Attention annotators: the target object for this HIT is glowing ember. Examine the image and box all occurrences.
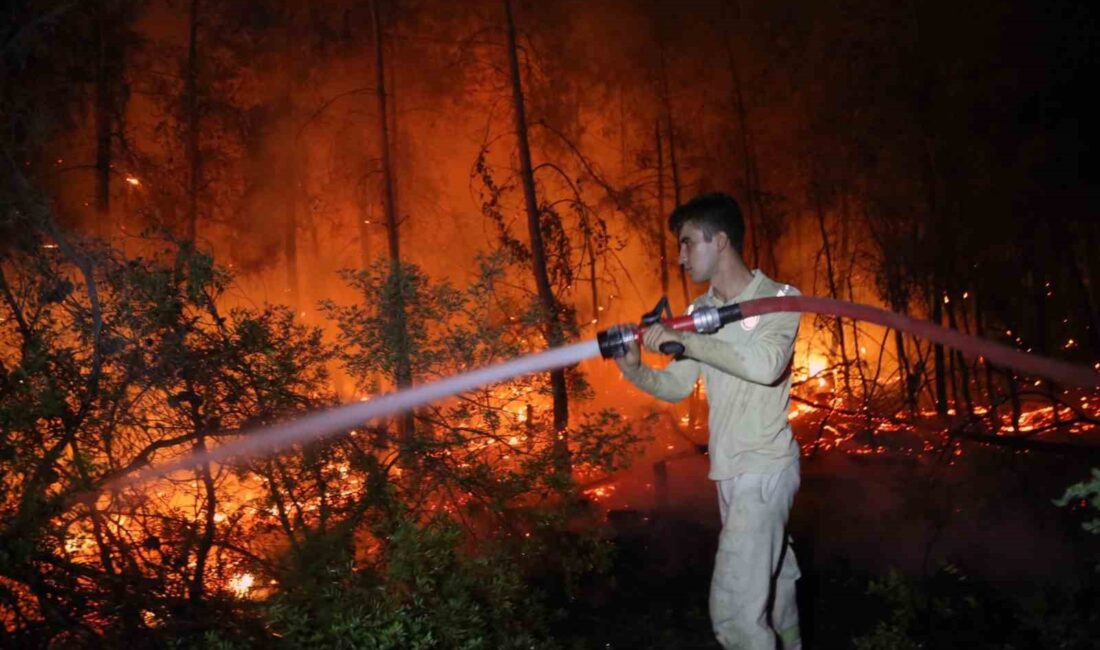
[125,176,141,186]
[228,572,254,597]
[584,485,616,500]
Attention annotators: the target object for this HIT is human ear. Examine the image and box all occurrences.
[714,231,729,252]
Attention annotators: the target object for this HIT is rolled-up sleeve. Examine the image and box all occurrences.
[680,309,800,386]
[621,356,700,403]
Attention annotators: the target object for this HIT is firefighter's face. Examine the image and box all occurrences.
[678,221,721,284]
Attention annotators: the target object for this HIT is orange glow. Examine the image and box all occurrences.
[808,354,828,377]
[584,485,616,500]
[228,572,254,598]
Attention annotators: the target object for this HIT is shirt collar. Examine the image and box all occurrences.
[705,269,764,306]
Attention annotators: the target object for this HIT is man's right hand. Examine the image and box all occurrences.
[613,328,641,373]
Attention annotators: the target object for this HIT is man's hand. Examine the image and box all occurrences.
[612,324,642,373]
[642,323,683,355]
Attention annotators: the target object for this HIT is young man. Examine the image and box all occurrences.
[616,192,802,650]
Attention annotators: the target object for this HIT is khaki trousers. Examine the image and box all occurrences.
[711,462,801,650]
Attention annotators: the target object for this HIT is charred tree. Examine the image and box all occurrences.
[813,187,853,397]
[504,0,570,474]
[931,289,949,417]
[720,0,770,272]
[183,0,201,243]
[283,143,301,308]
[657,56,691,311]
[370,0,415,444]
[654,120,670,296]
[92,1,127,240]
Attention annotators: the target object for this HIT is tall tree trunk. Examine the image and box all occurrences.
[184,0,201,243]
[721,1,763,270]
[656,45,691,310]
[944,295,974,416]
[895,329,917,416]
[505,0,570,474]
[280,5,303,310]
[813,190,852,396]
[583,213,599,322]
[189,436,217,605]
[666,114,691,309]
[283,157,301,307]
[619,88,627,174]
[846,270,876,446]
[93,1,114,240]
[187,383,217,607]
[973,290,998,420]
[370,0,415,443]
[358,191,373,269]
[931,290,948,417]
[654,120,670,296]
[654,65,702,434]
[663,111,704,432]
[182,6,215,600]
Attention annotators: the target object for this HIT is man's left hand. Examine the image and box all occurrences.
[641,324,683,355]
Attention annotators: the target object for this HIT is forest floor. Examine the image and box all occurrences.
[559,412,1100,648]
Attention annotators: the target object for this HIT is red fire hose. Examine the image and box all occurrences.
[598,295,1099,389]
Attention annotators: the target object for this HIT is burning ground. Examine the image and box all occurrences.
[2,0,1099,647]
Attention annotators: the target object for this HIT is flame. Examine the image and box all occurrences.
[808,354,828,377]
[125,176,141,187]
[228,572,254,597]
[584,485,616,500]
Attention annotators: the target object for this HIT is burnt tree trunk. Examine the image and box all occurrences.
[358,191,373,269]
[93,0,121,240]
[666,119,691,309]
[944,295,974,416]
[283,148,301,308]
[721,1,766,271]
[931,290,948,417]
[656,45,691,310]
[505,0,570,474]
[183,0,201,243]
[370,0,415,444]
[813,189,852,396]
[654,120,670,296]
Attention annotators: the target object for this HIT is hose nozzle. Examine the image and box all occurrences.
[596,298,745,359]
[597,324,637,359]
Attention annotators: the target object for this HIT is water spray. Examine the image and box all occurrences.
[114,295,1097,489]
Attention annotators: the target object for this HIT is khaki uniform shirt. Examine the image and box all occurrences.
[622,270,801,480]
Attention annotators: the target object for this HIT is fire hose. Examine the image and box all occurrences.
[111,294,1098,489]
[597,295,1099,389]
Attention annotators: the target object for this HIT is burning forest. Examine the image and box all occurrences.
[1,0,1098,648]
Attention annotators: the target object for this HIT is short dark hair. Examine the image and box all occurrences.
[668,192,745,254]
